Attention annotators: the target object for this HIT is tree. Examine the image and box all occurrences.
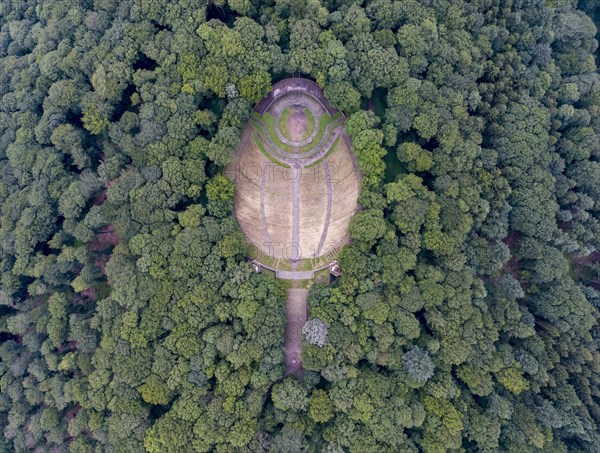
[139,374,173,406]
[206,174,235,218]
[324,81,361,113]
[50,124,90,169]
[402,346,434,385]
[238,71,271,104]
[348,209,387,247]
[287,19,321,74]
[309,389,335,423]
[271,379,308,412]
[397,142,433,172]
[495,366,529,395]
[82,104,109,135]
[302,319,329,347]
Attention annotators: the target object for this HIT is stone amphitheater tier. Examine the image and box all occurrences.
[228,78,361,264]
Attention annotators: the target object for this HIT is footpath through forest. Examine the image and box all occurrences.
[284,288,308,378]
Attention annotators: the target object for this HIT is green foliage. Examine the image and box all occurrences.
[349,209,387,246]
[324,81,361,113]
[402,346,434,385]
[206,174,235,218]
[347,125,387,188]
[178,205,206,228]
[397,142,433,172]
[139,374,173,406]
[82,104,109,135]
[238,71,272,104]
[272,378,308,412]
[309,389,334,423]
[1,1,599,452]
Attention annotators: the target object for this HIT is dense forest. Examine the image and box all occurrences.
[1,0,600,451]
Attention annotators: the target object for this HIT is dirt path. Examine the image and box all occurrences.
[284,288,308,378]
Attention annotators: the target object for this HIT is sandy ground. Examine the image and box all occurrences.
[286,108,309,141]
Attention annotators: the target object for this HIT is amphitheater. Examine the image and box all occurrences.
[227,78,361,278]
[227,78,361,377]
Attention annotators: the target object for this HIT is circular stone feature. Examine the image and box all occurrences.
[279,106,315,143]
[246,80,347,166]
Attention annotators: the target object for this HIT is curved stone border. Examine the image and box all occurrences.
[255,78,339,117]
[251,116,344,167]
[251,77,349,170]
[257,260,341,280]
[253,115,343,159]
[269,88,327,119]
[271,93,323,147]
[274,108,319,147]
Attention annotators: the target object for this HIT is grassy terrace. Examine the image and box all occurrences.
[250,111,341,155]
[247,243,341,274]
[252,131,289,167]
[248,247,292,271]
